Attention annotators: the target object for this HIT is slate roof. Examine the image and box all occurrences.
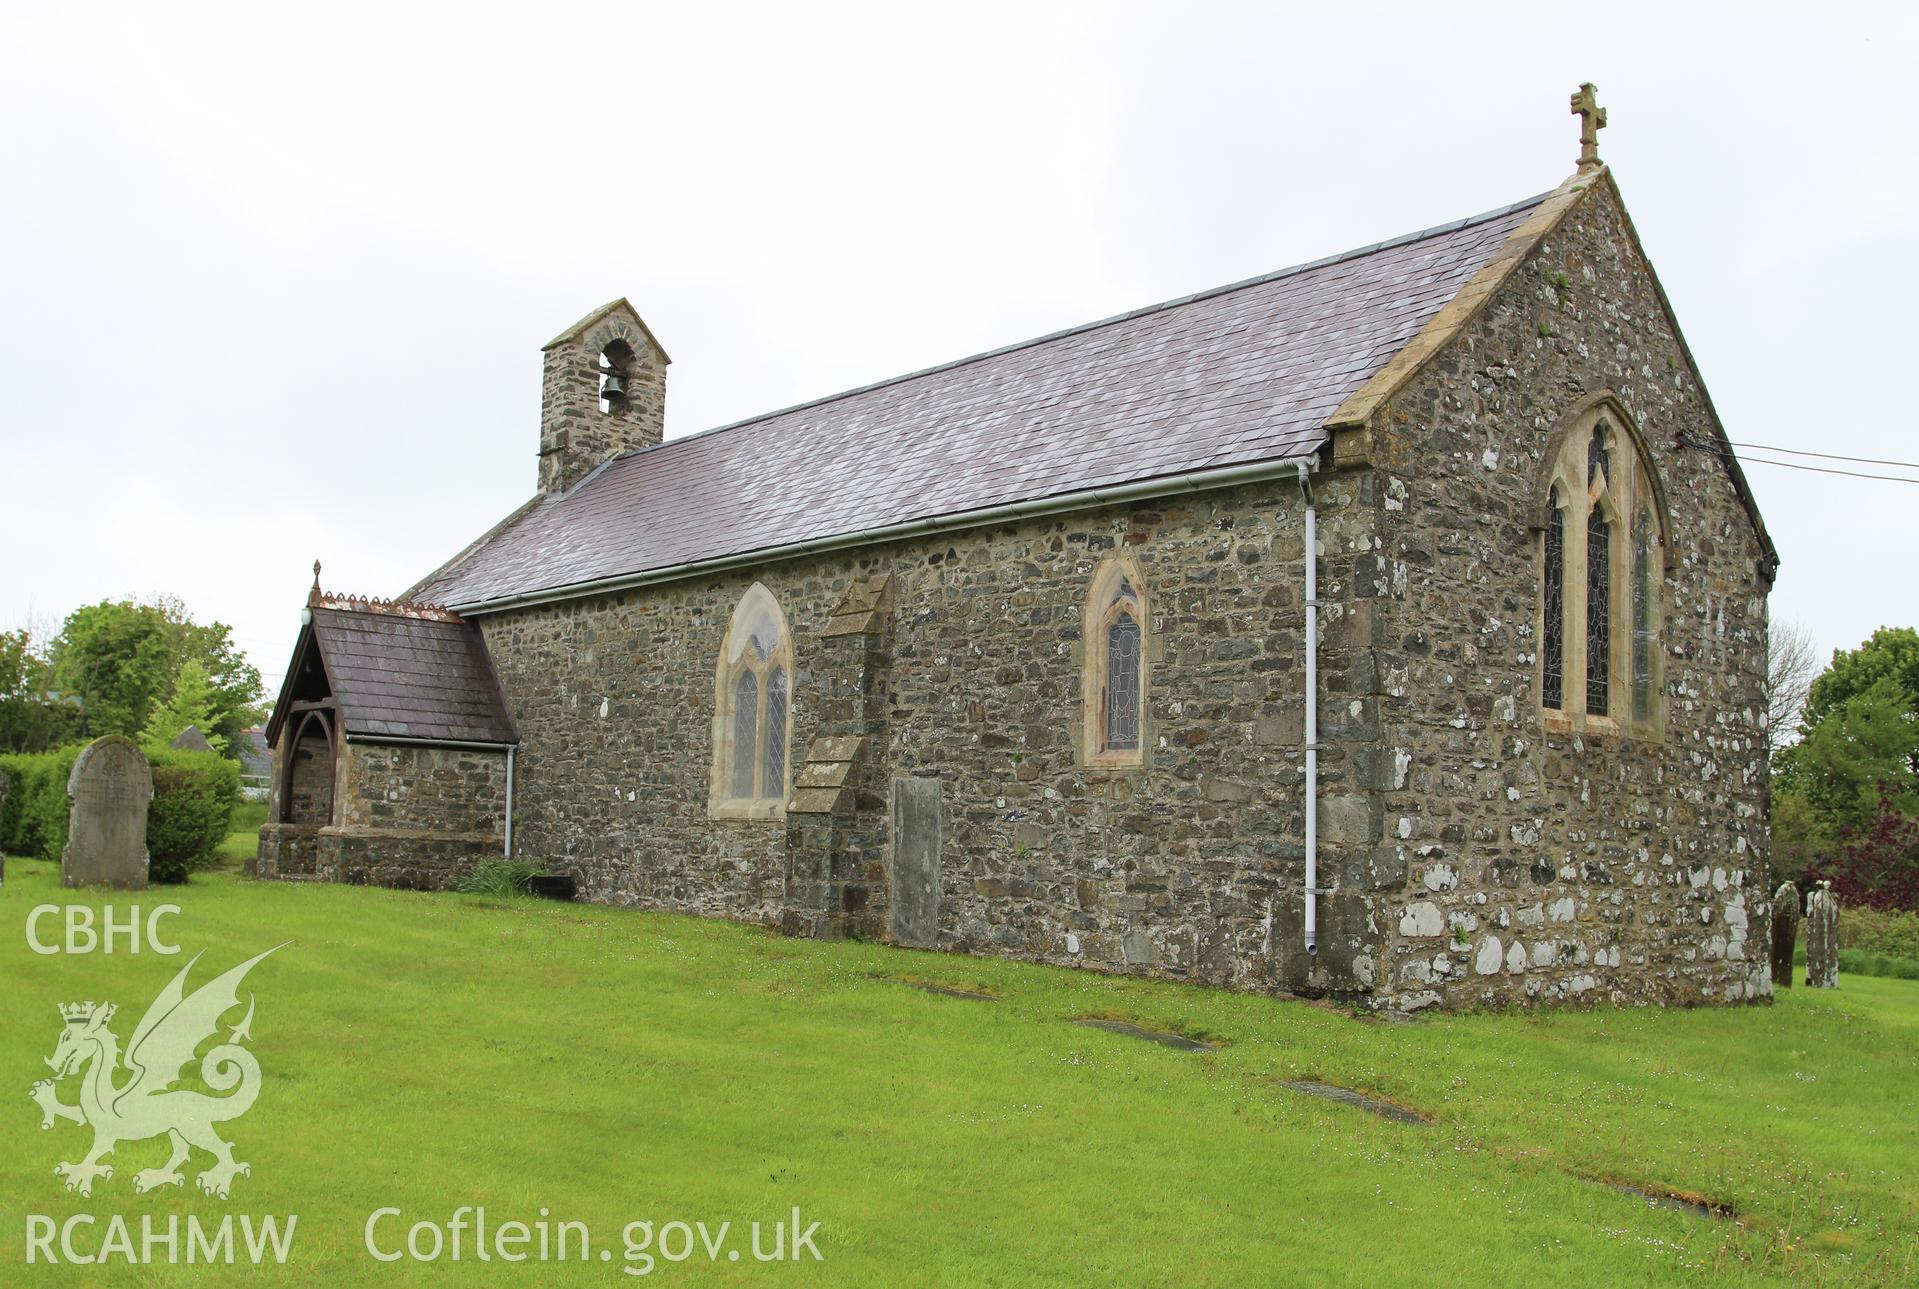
[168,725,215,753]
[268,607,518,747]
[414,191,1553,611]
[237,728,272,779]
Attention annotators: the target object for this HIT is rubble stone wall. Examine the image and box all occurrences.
[1363,178,1773,1009]
[476,476,1381,996]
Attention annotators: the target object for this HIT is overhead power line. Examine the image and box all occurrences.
[1678,435,1919,486]
[1718,438,1919,471]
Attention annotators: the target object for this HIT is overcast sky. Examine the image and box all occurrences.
[3,2,1915,701]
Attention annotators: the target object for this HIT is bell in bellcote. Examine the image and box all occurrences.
[601,372,627,403]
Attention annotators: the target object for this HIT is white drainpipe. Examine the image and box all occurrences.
[504,746,516,858]
[1297,461,1319,957]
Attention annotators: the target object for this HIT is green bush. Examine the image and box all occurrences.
[145,747,240,883]
[0,742,236,883]
[1840,905,1919,959]
[0,745,83,859]
[1852,950,1919,979]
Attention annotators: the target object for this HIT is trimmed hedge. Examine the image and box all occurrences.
[146,747,240,883]
[0,745,82,861]
[0,742,238,883]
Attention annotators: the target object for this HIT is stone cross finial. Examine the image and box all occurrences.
[1570,82,1607,171]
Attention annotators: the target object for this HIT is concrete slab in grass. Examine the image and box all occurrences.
[1072,1018,1217,1052]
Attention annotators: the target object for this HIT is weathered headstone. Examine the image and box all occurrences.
[889,776,942,949]
[1803,881,1839,989]
[62,735,152,890]
[1770,880,1799,988]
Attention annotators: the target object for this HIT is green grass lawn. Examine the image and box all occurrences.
[3,861,1915,1286]
[210,802,269,868]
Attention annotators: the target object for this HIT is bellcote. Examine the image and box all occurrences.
[538,299,670,494]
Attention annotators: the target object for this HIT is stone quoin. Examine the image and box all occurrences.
[263,89,1777,1010]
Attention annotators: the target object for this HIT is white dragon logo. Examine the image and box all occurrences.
[29,945,284,1199]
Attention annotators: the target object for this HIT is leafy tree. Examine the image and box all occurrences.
[151,597,265,749]
[0,628,77,753]
[48,601,174,739]
[1801,627,1919,733]
[1806,797,1919,912]
[43,598,265,753]
[1769,787,1831,889]
[141,659,229,754]
[0,629,26,695]
[1773,627,1919,888]
[1783,676,1919,832]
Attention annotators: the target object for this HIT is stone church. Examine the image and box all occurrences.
[261,89,1777,1010]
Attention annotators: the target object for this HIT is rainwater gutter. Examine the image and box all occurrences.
[341,734,515,751]
[448,453,1322,618]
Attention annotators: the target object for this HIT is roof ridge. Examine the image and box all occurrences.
[311,593,465,624]
[587,186,1557,471]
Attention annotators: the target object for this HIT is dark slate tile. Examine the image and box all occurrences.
[412,192,1545,609]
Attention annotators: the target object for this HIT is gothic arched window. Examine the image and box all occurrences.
[1586,504,1611,713]
[1543,486,1566,711]
[1539,407,1665,736]
[1631,509,1655,722]
[1083,557,1149,766]
[712,584,792,819]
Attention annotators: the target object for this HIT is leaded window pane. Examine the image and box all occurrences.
[1106,611,1141,751]
[763,667,788,798]
[1543,491,1565,710]
[1632,513,1653,722]
[1589,423,1610,490]
[732,670,759,799]
[1587,506,1611,713]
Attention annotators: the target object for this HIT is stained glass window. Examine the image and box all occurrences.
[1106,612,1141,751]
[763,668,788,796]
[1542,417,1664,727]
[732,671,759,799]
[1543,489,1565,710]
[1632,512,1653,722]
[1587,506,1611,714]
[715,585,794,810]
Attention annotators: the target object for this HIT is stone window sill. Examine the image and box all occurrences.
[708,799,788,823]
[1539,708,1662,743]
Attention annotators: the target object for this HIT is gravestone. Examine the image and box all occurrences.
[1770,880,1799,988]
[1803,881,1839,989]
[889,776,942,949]
[62,735,152,890]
